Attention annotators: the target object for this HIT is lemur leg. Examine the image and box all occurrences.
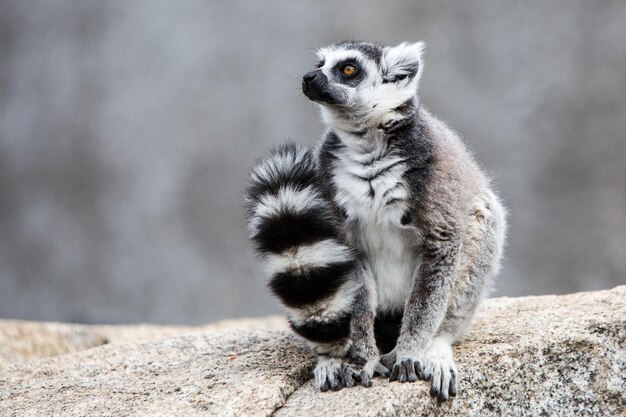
[312,298,388,390]
[383,195,506,400]
[346,263,390,386]
[313,263,388,390]
[425,196,506,400]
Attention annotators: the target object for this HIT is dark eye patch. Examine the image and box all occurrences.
[332,58,366,86]
[317,59,325,68]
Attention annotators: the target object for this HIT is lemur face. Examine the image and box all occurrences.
[302,41,424,132]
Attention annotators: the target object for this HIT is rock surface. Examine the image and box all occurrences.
[1,287,624,416]
[0,316,287,362]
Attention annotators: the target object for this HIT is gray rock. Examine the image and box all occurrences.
[1,287,624,417]
[0,315,287,362]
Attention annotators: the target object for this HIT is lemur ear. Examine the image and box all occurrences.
[381,42,425,84]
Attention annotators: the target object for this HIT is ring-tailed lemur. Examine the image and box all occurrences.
[245,40,507,400]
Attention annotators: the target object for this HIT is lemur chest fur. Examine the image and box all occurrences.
[330,133,421,313]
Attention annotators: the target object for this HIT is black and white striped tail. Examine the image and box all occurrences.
[245,142,356,344]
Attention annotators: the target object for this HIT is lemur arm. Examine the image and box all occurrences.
[383,206,463,377]
[397,227,461,353]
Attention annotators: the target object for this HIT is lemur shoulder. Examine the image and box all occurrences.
[245,40,507,401]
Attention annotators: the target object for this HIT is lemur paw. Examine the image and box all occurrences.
[422,340,458,402]
[383,340,458,401]
[380,349,397,370]
[314,356,388,391]
[313,357,373,391]
[381,348,424,380]
[348,354,390,381]
[387,354,428,384]
[343,355,389,388]
[341,362,372,388]
[423,358,457,402]
[314,357,344,391]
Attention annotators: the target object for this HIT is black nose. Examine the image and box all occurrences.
[302,70,335,104]
[303,70,320,83]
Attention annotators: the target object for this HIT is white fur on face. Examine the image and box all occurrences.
[315,42,425,132]
[380,42,425,84]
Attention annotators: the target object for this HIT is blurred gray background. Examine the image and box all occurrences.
[1,1,625,325]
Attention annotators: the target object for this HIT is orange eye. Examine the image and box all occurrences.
[342,65,356,76]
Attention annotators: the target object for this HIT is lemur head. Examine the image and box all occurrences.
[302,40,425,133]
